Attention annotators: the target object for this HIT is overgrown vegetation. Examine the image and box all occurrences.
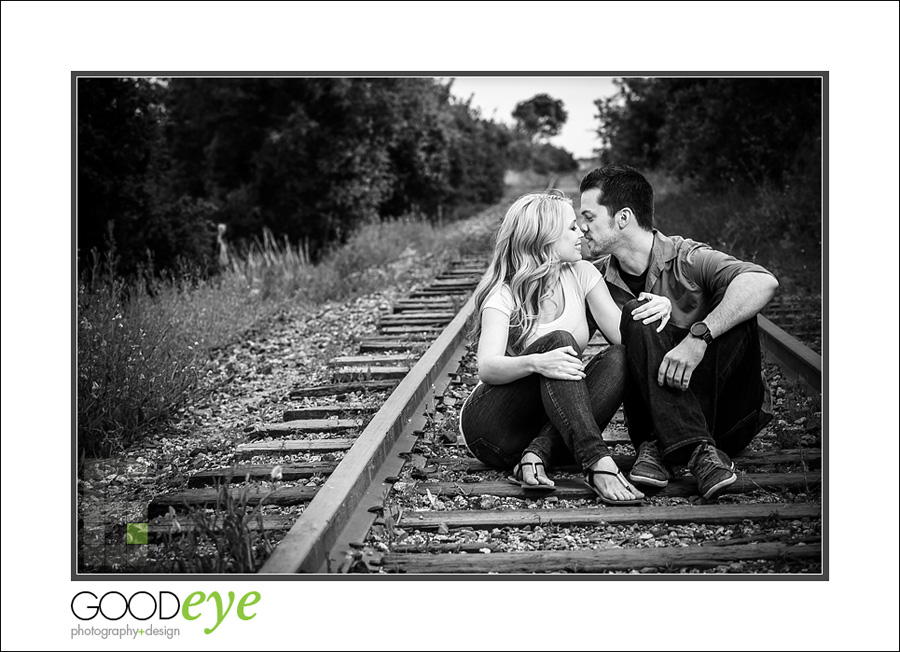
[650,174,820,294]
[78,209,499,457]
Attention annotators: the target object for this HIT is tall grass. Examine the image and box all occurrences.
[78,212,498,457]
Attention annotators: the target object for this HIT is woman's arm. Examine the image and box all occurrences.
[477,308,585,384]
[586,281,623,345]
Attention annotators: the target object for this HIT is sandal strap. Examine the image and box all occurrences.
[514,460,547,483]
[585,468,630,489]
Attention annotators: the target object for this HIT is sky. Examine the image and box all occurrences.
[445,76,620,159]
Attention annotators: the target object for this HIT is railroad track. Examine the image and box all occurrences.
[146,169,823,575]
[146,255,492,571]
[146,251,823,574]
[761,294,822,355]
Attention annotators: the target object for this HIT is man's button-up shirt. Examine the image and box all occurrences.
[594,230,776,329]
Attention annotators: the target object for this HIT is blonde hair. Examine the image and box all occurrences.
[472,191,574,354]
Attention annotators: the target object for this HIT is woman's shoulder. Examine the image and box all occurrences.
[572,259,601,273]
[486,281,513,299]
[482,282,514,313]
[569,260,603,290]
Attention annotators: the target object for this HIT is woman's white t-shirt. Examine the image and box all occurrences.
[482,261,602,353]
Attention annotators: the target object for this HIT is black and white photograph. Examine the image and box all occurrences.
[2,2,898,650]
[74,74,825,576]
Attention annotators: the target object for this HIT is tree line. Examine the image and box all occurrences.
[77,78,576,277]
[595,77,821,193]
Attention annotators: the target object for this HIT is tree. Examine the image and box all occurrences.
[78,78,161,263]
[512,93,568,142]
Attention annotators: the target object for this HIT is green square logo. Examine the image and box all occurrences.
[126,523,148,545]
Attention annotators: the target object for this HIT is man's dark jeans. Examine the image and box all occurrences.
[459,330,625,471]
[620,298,766,465]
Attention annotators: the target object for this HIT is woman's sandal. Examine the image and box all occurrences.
[584,468,644,506]
[507,460,556,492]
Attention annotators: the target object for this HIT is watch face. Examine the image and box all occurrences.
[691,322,709,337]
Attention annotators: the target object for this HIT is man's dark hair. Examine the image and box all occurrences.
[579,164,654,231]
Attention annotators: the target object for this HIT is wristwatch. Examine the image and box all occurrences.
[689,321,713,344]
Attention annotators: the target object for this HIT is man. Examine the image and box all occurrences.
[579,164,778,500]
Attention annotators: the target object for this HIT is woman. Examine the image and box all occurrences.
[458,192,671,505]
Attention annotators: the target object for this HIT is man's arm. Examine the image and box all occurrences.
[704,271,779,338]
[658,272,778,390]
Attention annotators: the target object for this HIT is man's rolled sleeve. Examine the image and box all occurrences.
[684,244,776,300]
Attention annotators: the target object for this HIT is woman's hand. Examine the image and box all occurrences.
[631,292,672,332]
[532,346,586,380]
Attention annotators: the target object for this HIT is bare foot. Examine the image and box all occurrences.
[518,452,555,487]
[587,456,644,501]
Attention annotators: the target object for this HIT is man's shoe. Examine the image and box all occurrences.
[689,442,737,500]
[629,440,669,488]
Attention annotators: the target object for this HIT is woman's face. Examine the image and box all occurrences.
[551,204,583,264]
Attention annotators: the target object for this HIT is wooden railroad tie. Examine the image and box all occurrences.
[282,404,374,420]
[392,300,456,313]
[378,542,821,573]
[357,341,429,353]
[413,472,821,499]
[289,380,398,398]
[379,313,455,325]
[148,515,297,541]
[235,437,358,459]
[328,354,416,366]
[397,502,820,531]
[247,419,362,440]
[331,366,411,382]
[427,448,821,473]
[148,485,319,519]
[379,325,446,335]
[188,462,339,487]
[409,290,470,298]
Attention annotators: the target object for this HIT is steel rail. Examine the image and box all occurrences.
[260,292,480,573]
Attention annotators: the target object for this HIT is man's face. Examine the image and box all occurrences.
[578,188,619,256]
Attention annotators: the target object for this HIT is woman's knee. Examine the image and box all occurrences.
[604,343,626,368]
[537,330,578,349]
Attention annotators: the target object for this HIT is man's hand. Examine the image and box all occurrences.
[658,336,707,390]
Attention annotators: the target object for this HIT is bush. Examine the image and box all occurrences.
[654,180,821,294]
[77,255,213,456]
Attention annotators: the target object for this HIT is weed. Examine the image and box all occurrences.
[149,473,277,573]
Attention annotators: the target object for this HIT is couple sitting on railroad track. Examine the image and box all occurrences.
[458,164,778,504]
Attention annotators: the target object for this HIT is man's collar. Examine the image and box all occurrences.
[598,229,676,295]
[651,229,677,263]
[646,229,675,293]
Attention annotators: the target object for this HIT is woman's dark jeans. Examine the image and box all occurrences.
[459,330,626,471]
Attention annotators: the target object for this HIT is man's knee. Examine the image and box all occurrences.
[620,298,656,343]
